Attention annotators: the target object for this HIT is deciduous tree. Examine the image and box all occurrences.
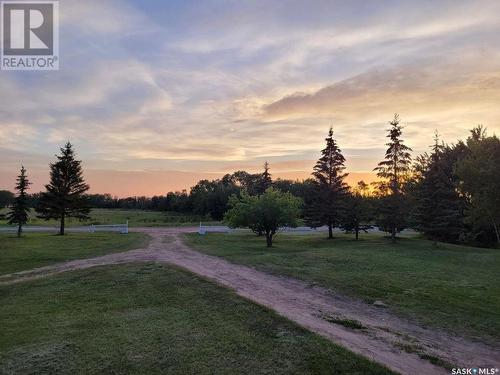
[0,190,14,209]
[340,183,374,240]
[455,126,500,244]
[225,188,301,247]
[190,175,240,220]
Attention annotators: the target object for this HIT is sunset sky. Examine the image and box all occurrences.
[1,0,500,196]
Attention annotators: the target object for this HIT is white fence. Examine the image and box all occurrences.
[197,224,327,235]
[90,221,129,234]
[0,222,129,234]
[281,226,327,233]
[198,223,230,235]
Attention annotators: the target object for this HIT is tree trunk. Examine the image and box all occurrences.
[328,222,333,239]
[60,213,65,235]
[493,222,500,245]
[391,226,396,242]
[17,223,22,238]
[265,230,273,247]
[484,208,499,245]
[355,228,359,240]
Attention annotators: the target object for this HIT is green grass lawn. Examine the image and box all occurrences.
[0,264,393,375]
[0,232,149,275]
[0,208,220,227]
[185,233,500,343]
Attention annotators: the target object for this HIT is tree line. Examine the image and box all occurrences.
[225,115,500,247]
[2,115,499,246]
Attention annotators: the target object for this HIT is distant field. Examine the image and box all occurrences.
[0,232,149,275]
[185,232,500,343]
[0,208,220,227]
[0,264,393,375]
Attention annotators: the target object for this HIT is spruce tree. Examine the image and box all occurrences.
[305,127,348,238]
[412,134,465,242]
[6,166,31,237]
[255,161,273,195]
[373,114,412,241]
[36,142,90,235]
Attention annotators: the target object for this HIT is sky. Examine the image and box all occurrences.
[1,0,500,197]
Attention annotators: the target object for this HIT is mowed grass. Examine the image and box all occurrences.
[0,208,220,227]
[185,233,500,343]
[0,232,149,275]
[0,264,393,375]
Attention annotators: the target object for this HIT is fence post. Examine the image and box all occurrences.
[123,220,129,234]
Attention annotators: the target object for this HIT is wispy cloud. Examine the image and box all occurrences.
[1,0,500,195]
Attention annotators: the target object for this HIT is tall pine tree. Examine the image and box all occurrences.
[36,142,90,235]
[411,134,465,242]
[255,161,273,195]
[7,166,31,237]
[305,127,348,238]
[373,114,412,241]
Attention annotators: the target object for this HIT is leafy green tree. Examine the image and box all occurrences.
[0,190,15,209]
[231,170,262,196]
[164,191,191,212]
[355,180,370,196]
[304,127,348,239]
[273,178,315,201]
[6,166,31,237]
[373,114,412,241]
[190,174,240,220]
[225,188,301,247]
[455,126,500,244]
[36,142,90,235]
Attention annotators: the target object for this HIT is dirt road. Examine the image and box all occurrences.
[1,228,498,375]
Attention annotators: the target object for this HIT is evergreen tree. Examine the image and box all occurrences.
[6,166,31,237]
[255,161,273,195]
[411,134,465,242]
[36,142,90,235]
[373,114,412,241]
[304,127,348,238]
